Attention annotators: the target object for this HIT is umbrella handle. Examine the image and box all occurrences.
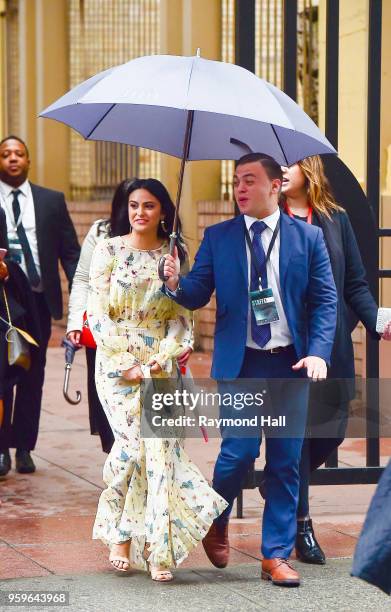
[158,110,194,283]
[158,233,177,281]
[63,363,82,405]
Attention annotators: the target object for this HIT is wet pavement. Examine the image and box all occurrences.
[0,325,390,610]
[2,560,391,612]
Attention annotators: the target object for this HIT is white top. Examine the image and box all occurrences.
[0,179,43,292]
[244,208,293,350]
[67,219,109,333]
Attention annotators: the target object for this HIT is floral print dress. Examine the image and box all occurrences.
[87,236,227,569]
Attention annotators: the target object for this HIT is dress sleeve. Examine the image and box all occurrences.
[87,240,139,371]
[150,301,194,374]
[67,222,99,334]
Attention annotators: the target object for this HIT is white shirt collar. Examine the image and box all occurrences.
[244,207,280,233]
[0,178,30,198]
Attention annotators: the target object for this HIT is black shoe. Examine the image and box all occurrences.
[0,450,11,477]
[15,450,36,474]
[295,518,326,565]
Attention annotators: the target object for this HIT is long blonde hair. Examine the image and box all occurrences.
[295,155,343,219]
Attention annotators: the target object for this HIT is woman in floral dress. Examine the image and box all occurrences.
[87,178,227,582]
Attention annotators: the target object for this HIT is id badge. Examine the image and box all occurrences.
[8,239,23,265]
[250,287,280,326]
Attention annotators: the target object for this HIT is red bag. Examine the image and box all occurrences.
[80,311,97,349]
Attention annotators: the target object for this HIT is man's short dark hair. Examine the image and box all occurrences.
[0,135,29,158]
[235,152,282,182]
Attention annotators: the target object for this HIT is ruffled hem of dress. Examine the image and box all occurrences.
[92,443,228,570]
[92,494,227,571]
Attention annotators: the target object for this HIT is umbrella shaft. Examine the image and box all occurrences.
[172,109,194,249]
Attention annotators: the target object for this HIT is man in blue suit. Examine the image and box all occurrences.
[162,153,337,586]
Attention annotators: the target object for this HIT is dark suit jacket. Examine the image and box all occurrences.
[351,459,391,595]
[314,210,379,397]
[163,212,337,380]
[30,183,80,319]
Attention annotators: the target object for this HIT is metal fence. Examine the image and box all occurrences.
[221,0,319,198]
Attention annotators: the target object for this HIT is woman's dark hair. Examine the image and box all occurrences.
[106,178,134,238]
[100,177,186,263]
[125,177,187,263]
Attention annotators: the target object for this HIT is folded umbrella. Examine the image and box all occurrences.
[61,338,81,405]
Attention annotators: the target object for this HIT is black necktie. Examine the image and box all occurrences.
[11,189,40,287]
[250,221,271,347]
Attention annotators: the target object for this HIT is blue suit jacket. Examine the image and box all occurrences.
[164,212,337,379]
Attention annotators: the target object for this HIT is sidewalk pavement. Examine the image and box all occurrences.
[1,560,390,612]
[0,325,390,611]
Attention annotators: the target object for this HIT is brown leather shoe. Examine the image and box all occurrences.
[202,522,229,568]
[261,558,300,587]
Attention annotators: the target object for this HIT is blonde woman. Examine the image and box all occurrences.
[87,178,227,582]
[280,155,391,564]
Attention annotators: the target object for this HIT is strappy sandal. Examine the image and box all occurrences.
[109,555,131,572]
[109,542,131,573]
[148,564,173,582]
[143,543,173,582]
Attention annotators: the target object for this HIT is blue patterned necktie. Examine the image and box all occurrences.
[12,189,40,287]
[250,220,271,348]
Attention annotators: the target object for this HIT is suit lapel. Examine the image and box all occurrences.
[230,214,248,285]
[231,213,295,290]
[316,212,339,268]
[279,212,295,290]
[30,183,45,261]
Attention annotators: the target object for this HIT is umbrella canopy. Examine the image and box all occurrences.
[40,53,335,166]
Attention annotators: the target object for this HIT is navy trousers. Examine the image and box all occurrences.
[212,346,309,559]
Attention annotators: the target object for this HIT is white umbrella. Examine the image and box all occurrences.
[40,52,336,275]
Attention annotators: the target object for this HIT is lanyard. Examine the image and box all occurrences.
[284,202,313,224]
[245,218,280,286]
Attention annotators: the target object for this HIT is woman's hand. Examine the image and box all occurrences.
[146,359,162,375]
[0,261,9,281]
[163,246,180,292]
[177,347,192,368]
[122,364,143,383]
[67,330,82,348]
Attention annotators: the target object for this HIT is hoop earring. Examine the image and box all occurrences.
[160,219,168,233]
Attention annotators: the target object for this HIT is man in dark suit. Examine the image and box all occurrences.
[0,135,80,476]
[162,153,337,586]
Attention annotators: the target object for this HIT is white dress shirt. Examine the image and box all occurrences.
[0,179,43,292]
[244,208,293,350]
